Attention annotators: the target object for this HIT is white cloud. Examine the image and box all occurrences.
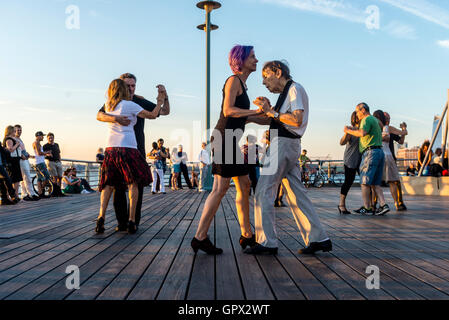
[437,39,449,49]
[38,84,103,94]
[260,0,366,24]
[384,21,416,39]
[172,93,199,99]
[378,0,449,29]
[22,106,53,113]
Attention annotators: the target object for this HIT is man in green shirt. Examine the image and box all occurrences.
[344,103,389,216]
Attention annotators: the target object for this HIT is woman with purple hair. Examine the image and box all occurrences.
[191,45,263,254]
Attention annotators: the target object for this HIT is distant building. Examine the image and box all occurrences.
[397,147,419,168]
[432,115,443,152]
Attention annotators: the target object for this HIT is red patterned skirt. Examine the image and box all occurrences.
[99,147,152,191]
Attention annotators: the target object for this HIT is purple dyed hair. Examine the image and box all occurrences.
[228,45,254,74]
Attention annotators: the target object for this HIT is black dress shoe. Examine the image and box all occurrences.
[128,221,138,234]
[32,195,40,201]
[397,204,407,211]
[299,239,332,254]
[191,237,223,255]
[23,195,33,201]
[95,217,105,234]
[239,234,256,249]
[0,198,17,205]
[244,244,278,255]
[115,224,127,232]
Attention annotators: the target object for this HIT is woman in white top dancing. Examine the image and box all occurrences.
[96,79,163,234]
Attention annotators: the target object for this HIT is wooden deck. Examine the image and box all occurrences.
[0,187,449,300]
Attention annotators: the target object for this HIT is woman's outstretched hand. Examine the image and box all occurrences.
[156,84,167,104]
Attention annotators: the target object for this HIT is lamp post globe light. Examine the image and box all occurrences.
[196,1,221,192]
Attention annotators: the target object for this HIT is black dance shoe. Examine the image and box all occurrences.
[0,198,17,205]
[95,217,105,234]
[244,244,278,255]
[115,224,127,232]
[191,237,223,255]
[298,239,332,254]
[128,221,138,234]
[239,234,256,249]
[338,206,351,215]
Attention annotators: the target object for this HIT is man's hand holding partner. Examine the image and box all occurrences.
[116,115,131,126]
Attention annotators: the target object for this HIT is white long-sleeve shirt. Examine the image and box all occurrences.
[198,149,211,165]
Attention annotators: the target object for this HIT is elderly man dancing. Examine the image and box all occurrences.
[245,61,331,255]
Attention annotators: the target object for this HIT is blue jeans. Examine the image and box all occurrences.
[36,163,51,182]
[359,148,385,186]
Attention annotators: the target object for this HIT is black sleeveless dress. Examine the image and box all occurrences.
[211,76,250,178]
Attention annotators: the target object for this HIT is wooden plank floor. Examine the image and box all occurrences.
[0,187,448,300]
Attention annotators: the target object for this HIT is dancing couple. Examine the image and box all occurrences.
[95,73,170,234]
[191,45,331,255]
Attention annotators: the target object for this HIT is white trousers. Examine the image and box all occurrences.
[151,167,165,193]
[20,159,37,197]
[199,164,209,191]
[254,137,328,248]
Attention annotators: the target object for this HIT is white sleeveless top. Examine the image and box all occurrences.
[34,145,45,164]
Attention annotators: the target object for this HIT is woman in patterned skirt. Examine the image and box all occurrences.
[96,79,162,234]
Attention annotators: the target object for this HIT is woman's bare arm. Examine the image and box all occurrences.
[223,77,261,118]
[389,125,408,136]
[138,102,163,119]
[340,133,351,146]
[5,139,19,152]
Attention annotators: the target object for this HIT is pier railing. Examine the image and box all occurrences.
[27,157,418,190]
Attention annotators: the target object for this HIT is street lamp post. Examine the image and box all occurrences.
[197,1,221,192]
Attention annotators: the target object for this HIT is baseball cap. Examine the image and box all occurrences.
[35,131,45,137]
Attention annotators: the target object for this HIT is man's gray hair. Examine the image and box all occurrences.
[119,73,137,82]
[262,60,292,80]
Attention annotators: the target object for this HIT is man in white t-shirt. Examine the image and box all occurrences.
[198,142,211,192]
[245,60,331,255]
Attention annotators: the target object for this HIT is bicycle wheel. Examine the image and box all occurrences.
[314,175,324,188]
[332,174,345,187]
[32,177,54,197]
[43,180,54,197]
[32,176,39,195]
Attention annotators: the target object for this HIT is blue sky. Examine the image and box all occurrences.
[1,0,448,161]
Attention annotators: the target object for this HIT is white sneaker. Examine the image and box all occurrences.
[81,190,89,194]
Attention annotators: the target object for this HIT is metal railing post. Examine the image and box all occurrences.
[418,102,448,176]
